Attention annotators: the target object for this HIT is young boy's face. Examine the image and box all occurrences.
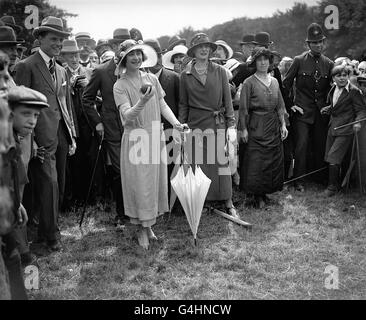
[12,105,41,137]
[333,71,349,88]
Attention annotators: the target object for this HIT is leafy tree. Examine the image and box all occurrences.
[0,0,77,53]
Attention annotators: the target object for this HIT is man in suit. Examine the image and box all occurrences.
[61,39,94,207]
[145,39,181,211]
[82,29,130,225]
[15,16,76,251]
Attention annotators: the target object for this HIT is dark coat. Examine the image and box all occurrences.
[82,59,123,142]
[327,83,366,136]
[15,52,76,147]
[158,67,180,129]
[283,51,334,124]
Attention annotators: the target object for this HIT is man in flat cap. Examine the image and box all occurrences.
[15,16,76,251]
[1,85,48,299]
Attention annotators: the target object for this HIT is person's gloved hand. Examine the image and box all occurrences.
[226,127,237,143]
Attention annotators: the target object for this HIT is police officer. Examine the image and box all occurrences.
[283,23,334,191]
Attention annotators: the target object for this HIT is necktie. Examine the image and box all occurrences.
[49,59,56,85]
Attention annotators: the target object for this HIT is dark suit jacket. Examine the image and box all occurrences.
[158,68,180,128]
[82,59,123,142]
[327,83,366,136]
[15,52,76,148]
[65,66,93,137]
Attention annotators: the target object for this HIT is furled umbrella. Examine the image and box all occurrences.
[171,164,211,245]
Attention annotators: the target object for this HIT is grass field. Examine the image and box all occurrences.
[27,184,366,300]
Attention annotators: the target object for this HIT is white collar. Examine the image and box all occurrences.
[67,65,80,74]
[335,81,350,92]
[39,49,54,66]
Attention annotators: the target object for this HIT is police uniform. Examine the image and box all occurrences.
[283,23,334,184]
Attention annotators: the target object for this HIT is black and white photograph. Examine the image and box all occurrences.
[0,0,366,305]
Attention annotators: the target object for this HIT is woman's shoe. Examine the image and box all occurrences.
[226,206,239,219]
[147,227,158,241]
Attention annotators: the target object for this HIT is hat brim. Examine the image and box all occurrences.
[165,39,186,52]
[0,39,25,45]
[252,41,273,47]
[249,49,274,67]
[33,26,70,38]
[187,42,217,58]
[11,100,49,109]
[61,49,81,54]
[5,23,23,34]
[115,44,158,75]
[239,41,255,45]
[76,38,96,49]
[305,36,326,42]
[108,38,130,45]
[215,42,233,60]
[162,45,188,70]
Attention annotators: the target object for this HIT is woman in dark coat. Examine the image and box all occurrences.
[239,47,288,208]
[179,33,238,217]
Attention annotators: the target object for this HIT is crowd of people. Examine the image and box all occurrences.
[0,14,366,299]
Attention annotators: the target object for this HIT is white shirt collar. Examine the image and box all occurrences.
[154,68,163,78]
[334,81,350,92]
[38,49,54,66]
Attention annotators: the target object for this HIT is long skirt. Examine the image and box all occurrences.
[120,128,169,227]
[184,129,232,201]
[240,111,284,195]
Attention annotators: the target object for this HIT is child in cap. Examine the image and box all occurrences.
[0,85,48,299]
[321,65,366,196]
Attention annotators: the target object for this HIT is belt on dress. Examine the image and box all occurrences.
[190,105,226,126]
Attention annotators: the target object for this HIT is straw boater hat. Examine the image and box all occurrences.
[61,39,81,54]
[108,28,131,45]
[33,16,70,38]
[224,58,241,73]
[75,32,96,49]
[305,23,326,42]
[0,16,23,34]
[0,25,25,45]
[214,40,233,59]
[187,33,217,58]
[114,39,158,76]
[162,44,188,70]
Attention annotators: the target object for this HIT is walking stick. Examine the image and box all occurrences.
[342,135,356,190]
[284,167,328,185]
[355,131,363,194]
[79,132,104,229]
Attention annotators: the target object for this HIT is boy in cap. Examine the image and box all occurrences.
[0,86,48,299]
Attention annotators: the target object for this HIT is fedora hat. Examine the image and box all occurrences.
[0,16,23,34]
[8,86,49,109]
[95,39,112,55]
[33,16,70,38]
[162,44,188,70]
[165,35,187,52]
[75,32,96,49]
[108,28,131,45]
[239,34,255,45]
[187,33,217,58]
[115,39,158,76]
[144,39,162,55]
[0,26,25,45]
[253,32,273,47]
[61,39,81,53]
[306,23,326,42]
[214,40,233,59]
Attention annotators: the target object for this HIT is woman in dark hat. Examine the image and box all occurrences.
[239,47,288,208]
[179,33,238,217]
[113,39,187,250]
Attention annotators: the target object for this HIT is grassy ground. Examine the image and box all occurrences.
[27,184,366,300]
